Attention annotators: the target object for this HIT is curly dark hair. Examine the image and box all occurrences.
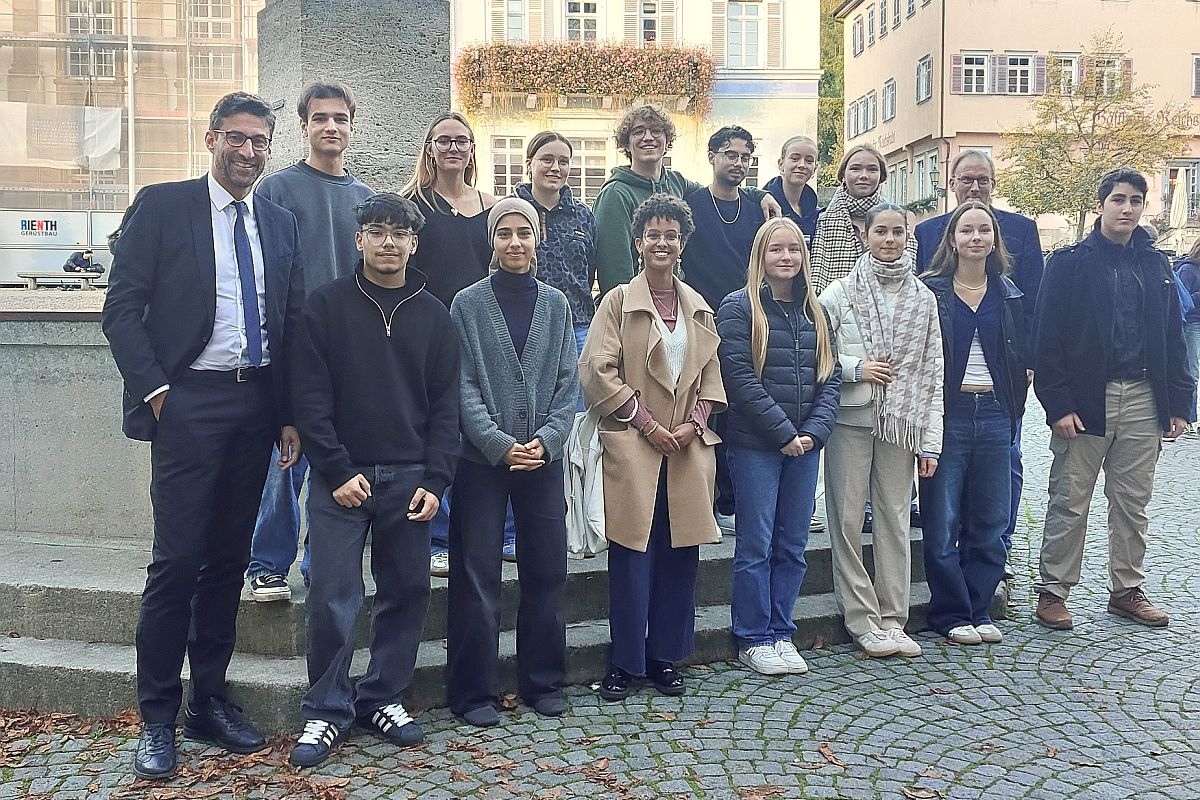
[630,193,695,241]
[614,104,677,159]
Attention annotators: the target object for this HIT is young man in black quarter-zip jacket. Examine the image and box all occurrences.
[288,192,460,768]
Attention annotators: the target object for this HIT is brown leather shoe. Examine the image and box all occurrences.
[1035,593,1074,630]
[1107,587,1169,628]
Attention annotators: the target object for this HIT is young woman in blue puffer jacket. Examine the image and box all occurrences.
[716,217,841,677]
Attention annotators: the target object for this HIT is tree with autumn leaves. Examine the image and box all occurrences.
[997,30,1187,242]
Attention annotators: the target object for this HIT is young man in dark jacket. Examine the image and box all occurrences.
[1033,168,1192,631]
[288,193,460,767]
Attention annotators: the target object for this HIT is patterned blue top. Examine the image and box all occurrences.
[514,182,597,326]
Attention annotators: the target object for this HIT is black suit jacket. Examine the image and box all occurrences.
[102,176,304,441]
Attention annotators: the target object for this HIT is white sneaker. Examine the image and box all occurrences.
[886,628,922,657]
[738,644,789,675]
[774,640,809,674]
[429,551,449,578]
[974,623,1003,643]
[947,625,982,645]
[856,630,900,658]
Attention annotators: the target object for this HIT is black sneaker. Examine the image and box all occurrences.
[290,719,348,767]
[647,660,685,696]
[598,665,632,701]
[359,703,424,747]
[132,723,177,780]
[249,573,291,602]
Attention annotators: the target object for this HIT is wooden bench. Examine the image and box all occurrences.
[17,272,106,291]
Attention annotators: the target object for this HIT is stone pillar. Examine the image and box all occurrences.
[257,0,451,193]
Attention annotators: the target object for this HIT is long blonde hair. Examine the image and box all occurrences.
[745,218,835,381]
[400,112,480,203]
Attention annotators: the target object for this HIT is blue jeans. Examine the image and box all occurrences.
[247,448,310,582]
[918,392,1010,636]
[728,446,820,647]
[1003,420,1024,551]
[430,485,517,555]
[1185,321,1200,421]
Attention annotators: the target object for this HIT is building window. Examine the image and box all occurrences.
[568,137,608,204]
[1006,54,1033,94]
[893,0,901,28]
[867,7,875,46]
[727,2,762,68]
[879,1,888,36]
[895,162,908,203]
[191,0,234,38]
[67,0,115,35]
[1093,55,1122,96]
[882,79,897,120]
[565,0,598,41]
[916,55,933,103]
[925,149,939,195]
[848,102,860,138]
[852,16,864,56]
[1050,53,1078,93]
[641,1,658,47]
[67,45,117,78]
[492,136,526,198]
[68,46,91,78]
[506,0,525,41]
[865,91,878,131]
[1194,55,1200,97]
[914,154,927,200]
[93,47,116,77]
[963,53,988,94]
[907,0,915,16]
[191,50,235,81]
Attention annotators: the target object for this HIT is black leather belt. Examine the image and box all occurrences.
[184,365,272,383]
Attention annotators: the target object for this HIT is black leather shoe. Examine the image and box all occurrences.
[647,660,685,696]
[598,665,632,701]
[132,723,177,780]
[183,697,267,754]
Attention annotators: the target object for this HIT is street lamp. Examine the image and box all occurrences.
[929,164,947,199]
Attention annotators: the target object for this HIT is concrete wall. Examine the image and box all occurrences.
[0,317,153,541]
[257,0,452,193]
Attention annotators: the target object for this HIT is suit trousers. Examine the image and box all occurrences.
[607,459,701,676]
[301,465,431,728]
[1036,380,1161,599]
[137,369,275,724]
[446,459,567,716]
[824,423,916,638]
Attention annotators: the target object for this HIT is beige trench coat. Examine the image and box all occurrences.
[579,273,728,552]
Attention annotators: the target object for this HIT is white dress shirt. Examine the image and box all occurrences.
[191,172,271,370]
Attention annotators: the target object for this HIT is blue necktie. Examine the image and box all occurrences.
[232,200,263,367]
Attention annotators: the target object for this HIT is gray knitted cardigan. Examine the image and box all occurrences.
[449,275,580,465]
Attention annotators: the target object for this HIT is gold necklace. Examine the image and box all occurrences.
[953,276,987,291]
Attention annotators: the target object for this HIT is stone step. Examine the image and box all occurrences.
[0,581,1006,734]
[0,529,928,657]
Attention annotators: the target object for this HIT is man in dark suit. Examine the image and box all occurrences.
[914,150,1044,570]
[102,91,304,780]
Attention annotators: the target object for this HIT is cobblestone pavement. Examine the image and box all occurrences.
[2,413,1197,800]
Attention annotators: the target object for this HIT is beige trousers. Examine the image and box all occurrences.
[1035,380,1161,600]
[824,423,916,637]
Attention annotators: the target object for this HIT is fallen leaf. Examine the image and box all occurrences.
[818,742,848,768]
[593,757,609,770]
[868,754,887,764]
[1071,759,1104,768]
[500,693,519,710]
[696,719,716,726]
[929,687,956,696]
[737,787,786,799]
[792,761,826,770]
[450,768,471,782]
[811,635,827,649]
[901,788,945,800]
[1045,746,1058,758]
[652,712,677,721]
[917,768,946,779]
[977,743,1003,754]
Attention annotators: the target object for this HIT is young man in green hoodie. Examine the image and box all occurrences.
[593,104,780,297]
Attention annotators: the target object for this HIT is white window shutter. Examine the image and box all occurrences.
[660,0,676,45]
[490,0,505,40]
[528,0,544,40]
[711,1,727,67]
[625,0,639,45]
[766,2,783,68]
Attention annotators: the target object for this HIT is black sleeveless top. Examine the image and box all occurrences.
[407,190,492,308]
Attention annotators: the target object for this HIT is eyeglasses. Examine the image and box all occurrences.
[430,136,474,152]
[211,129,271,152]
[716,150,756,166]
[641,231,682,244]
[534,155,572,169]
[361,228,414,245]
[629,126,666,139]
[954,176,993,188]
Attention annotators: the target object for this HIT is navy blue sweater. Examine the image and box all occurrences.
[763,176,820,247]
[716,282,841,451]
[682,187,766,311]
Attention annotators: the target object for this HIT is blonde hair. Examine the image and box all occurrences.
[745,218,835,382]
[778,134,818,160]
[400,112,479,203]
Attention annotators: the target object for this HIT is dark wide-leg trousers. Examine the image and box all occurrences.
[446,458,567,716]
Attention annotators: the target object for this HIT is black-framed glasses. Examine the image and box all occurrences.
[430,136,474,152]
[211,129,271,152]
[717,150,756,166]
[361,227,414,246]
[955,175,993,187]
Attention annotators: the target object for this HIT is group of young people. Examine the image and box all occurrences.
[101,83,1196,781]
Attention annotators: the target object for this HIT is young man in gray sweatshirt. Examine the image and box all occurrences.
[246,81,374,602]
